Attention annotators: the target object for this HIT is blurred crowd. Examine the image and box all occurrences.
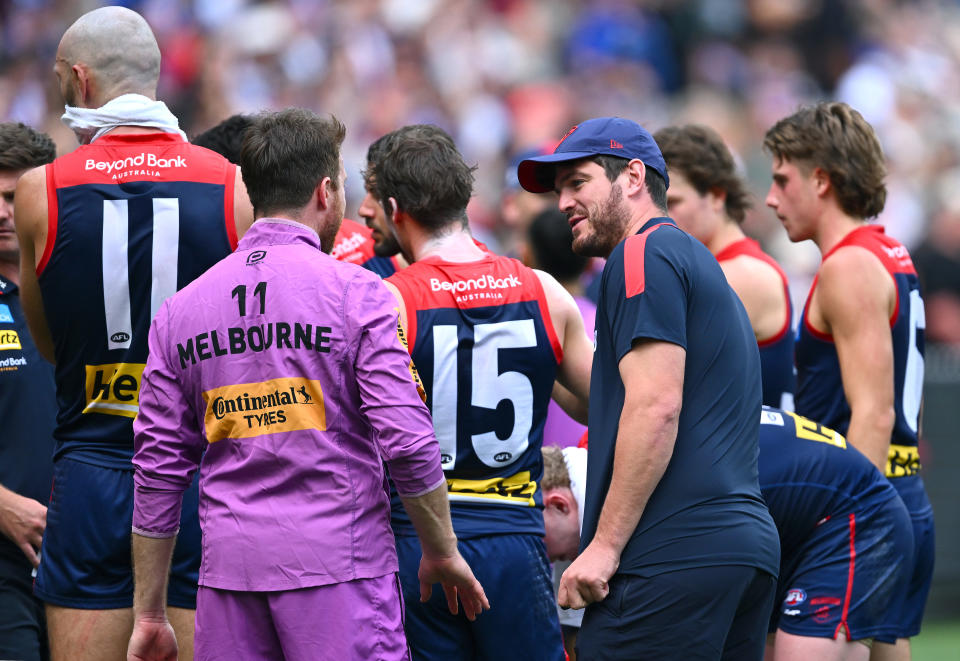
[3,0,960,344]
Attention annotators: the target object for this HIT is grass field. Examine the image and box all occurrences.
[912,620,960,660]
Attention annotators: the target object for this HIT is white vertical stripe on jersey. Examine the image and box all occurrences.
[103,199,132,350]
[432,324,459,470]
[151,198,180,320]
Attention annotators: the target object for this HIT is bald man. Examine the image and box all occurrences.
[14,7,253,660]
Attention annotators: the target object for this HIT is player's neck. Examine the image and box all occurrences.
[0,258,18,285]
[814,209,866,256]
[415,226,485,263]
[707,221,746,256]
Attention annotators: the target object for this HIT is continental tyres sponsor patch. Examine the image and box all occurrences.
[84,362,145,417]
[202,378,326,443]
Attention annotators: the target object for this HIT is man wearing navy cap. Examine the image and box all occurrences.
[519,117,780,660]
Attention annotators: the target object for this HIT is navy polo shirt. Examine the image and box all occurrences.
[0,274,56,571]
[582,218,779,578]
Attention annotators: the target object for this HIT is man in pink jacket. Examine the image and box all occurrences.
[127,108,488,661]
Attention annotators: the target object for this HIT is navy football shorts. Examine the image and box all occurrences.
[772,494,914,644]
[34,457,201,609]
[396,533,565,661]
[576,565,776,661]
[884,475,935,640]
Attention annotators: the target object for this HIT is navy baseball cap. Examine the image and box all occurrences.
[517,117,669,193]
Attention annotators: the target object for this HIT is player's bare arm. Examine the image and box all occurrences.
[534,269,593,421]
[13,165,54,362]
[400,486,491,621]
[232,166,254,239]
[558,339,684,610]
[720,255,788,343]
[128,534,178,661]
[812,247,896,471]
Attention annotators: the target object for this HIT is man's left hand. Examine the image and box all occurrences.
[558,541,620,610]
[127,614,177,661]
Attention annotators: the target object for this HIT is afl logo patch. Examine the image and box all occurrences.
[111,332,131,343]
[784,589,806,607]
[247,250,267,265]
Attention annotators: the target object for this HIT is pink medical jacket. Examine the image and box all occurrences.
[132,218,444,591]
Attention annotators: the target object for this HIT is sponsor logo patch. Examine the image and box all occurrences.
[0,329,22,351]
[447,471,537,507]
[246,250,267,265]
[761,410,785,426]
[0,304,12,323]
[0,355,27,371]
[810,596,842,624]
[84,362,146,417]
[202,377,327,443]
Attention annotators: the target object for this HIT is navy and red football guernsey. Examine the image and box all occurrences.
[583,217,779,578]
[794,224,934,638]
[758,406,898,558]
[795,225,924,478]
[387,253,562,538]
[0,276,56,571]
[39,132,238,467]
[715,237,796,410]
[331,217,399,278]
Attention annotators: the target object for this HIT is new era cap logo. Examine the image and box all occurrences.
[610,139,623,149]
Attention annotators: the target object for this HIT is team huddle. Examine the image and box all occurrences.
[0,6,934,661]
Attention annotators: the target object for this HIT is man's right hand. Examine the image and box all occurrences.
[418,551,491,621]
[0,487,46,567]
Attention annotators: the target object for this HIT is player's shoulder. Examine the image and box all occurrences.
[721,253,785,299]
[819,243,890,290]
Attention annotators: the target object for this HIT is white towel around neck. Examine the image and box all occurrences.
[61,93,187,144]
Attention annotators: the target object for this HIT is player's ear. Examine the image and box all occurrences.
[387,196,401,226]
[812,167,831,197]
[316,176,332,210]
[624,159,646,197]
[708,186,727,215]
[544,490,570,514]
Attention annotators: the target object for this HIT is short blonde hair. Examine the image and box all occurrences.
[541,446,571,492]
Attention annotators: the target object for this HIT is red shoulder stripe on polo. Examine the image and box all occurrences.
[624,223,671,298]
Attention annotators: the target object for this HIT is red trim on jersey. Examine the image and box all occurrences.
[387,253,562,362]
[578,430,589,449]
[533,273,563,363]
[804,225,907,341]
[49,132,231,188]
[224,164,238,250]
[834,512,856,640]
[624,223,671,298]
[37,163,58,276]
[716,237,792,347]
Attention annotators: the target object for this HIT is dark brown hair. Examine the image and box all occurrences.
[240,108,345,217]
[589,155,667,213]
[369,124,475,232]
[763,102,887,219]
[0,122,56,171]
[654,124,751,223]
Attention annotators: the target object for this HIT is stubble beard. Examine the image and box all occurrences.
[571,183,631,258]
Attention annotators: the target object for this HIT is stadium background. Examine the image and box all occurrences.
[1,0,957,655]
